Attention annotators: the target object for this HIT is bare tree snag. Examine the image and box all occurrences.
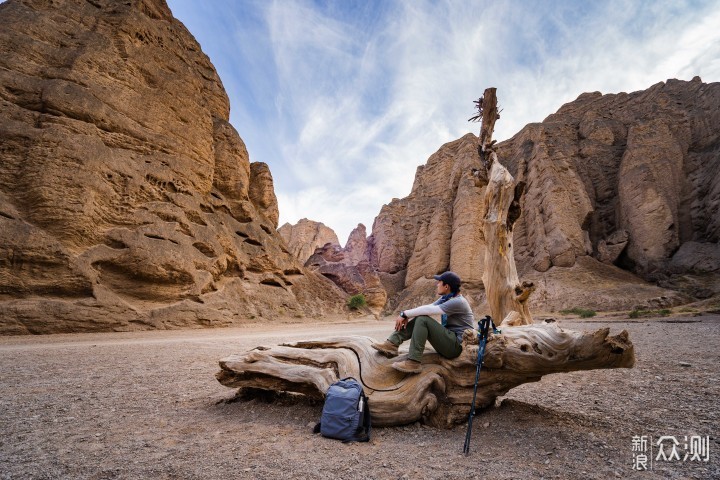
[474,88,535,326]
[471,87,499,163]
[217,324,635,427]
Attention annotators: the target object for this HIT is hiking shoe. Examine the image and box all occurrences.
[391,359,422,374]
[371,340,399,358]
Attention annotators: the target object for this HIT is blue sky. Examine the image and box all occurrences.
[166,0,720,244]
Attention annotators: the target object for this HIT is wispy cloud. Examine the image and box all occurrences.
[168,0,720,243]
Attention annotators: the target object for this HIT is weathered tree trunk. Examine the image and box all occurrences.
[477,88,535,326]
[217,324,634,427]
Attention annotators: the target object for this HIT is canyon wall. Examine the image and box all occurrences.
[362,78,719,313]
[0,0,346,334]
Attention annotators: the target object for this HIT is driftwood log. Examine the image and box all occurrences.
[217,324,634,427]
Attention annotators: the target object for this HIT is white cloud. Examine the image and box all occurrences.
[168,0,720,243]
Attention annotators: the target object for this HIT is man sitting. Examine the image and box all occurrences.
[371,271,475,374]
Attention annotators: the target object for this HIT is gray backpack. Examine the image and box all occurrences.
[313,377,371,442]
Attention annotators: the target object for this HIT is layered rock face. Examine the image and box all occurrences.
[305,224,386,313]
[0,0,345,334]
[364,135,487,310]
[278,218,339,264]
[366,79,719,312]
[369,135,486,285]
[278,221,387,312]
[502,78,720,302]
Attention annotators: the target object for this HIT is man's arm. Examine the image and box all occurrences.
[395,303,444,331]
[403,304,444,318]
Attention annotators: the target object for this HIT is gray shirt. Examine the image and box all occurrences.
[435,295,475,341]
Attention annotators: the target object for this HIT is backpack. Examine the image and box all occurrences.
[313,377,371,443]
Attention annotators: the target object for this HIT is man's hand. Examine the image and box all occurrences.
[395,315,408,331]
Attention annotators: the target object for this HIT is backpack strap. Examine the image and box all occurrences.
[342,392,371,443]
[361,393,371,440]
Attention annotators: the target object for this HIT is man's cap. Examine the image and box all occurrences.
[433,271,462,290]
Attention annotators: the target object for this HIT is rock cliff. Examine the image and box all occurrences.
[0,0,346,334]
[503,78,720,304]
[365,79,719,313]
[278,218,339,264]
[304,223,386,313]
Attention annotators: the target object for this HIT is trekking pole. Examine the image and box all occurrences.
[463,315,492,456]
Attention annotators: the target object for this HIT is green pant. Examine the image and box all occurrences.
[387,316,462,362]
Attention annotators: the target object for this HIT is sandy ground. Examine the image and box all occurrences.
[1,314,719,480]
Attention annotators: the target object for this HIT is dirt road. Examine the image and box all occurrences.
[1,315,718,479]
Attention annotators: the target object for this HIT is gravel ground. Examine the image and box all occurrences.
[1,314,718,479]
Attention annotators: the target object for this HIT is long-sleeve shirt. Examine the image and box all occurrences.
[403,295,475,341]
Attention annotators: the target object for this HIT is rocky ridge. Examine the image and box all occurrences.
[312,79,720,314]
[0,0,346,334]
[304,223,387,313]
[500,78,720,306]
[277,218,339,264]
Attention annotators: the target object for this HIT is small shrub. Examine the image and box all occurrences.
[629,308,671,319]
[560,307,596,318]
[347,294,367,310]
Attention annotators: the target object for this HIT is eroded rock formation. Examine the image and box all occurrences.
[364,79,719,313]
[0,0,346,334]
[278,218,340,264]
[502,78,720,302]
[305,224,386,313]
